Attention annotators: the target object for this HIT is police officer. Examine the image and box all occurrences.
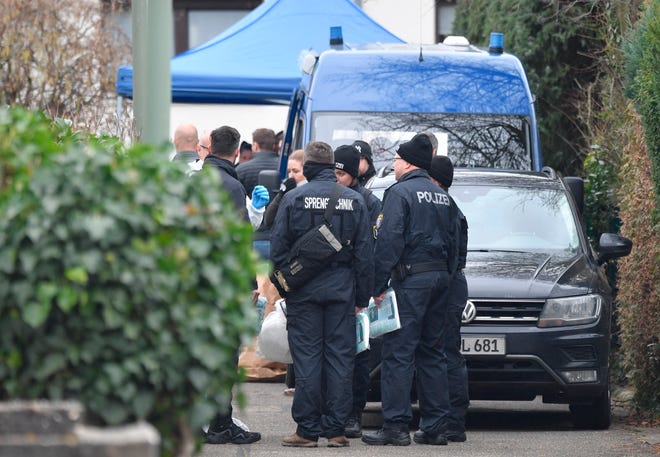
[333,145,382,438]
[270,141,373,448]
[362,134,455,447]
[352,140,376,186]
[428,155,469,443]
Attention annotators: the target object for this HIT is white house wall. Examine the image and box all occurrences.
[361,0,437,44]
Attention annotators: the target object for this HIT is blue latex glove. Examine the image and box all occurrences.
[251,185,270,209]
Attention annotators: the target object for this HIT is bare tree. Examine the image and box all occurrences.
[0,0,131,134]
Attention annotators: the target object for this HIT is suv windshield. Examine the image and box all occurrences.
[312,112,532,171]
[453,184,580,253]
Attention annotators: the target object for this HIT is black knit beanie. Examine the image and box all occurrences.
[429,155,454,187]
[334,145,360,178]
[352,140,373,166]
[396,134,433,170]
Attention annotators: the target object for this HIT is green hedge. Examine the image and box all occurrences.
[453,0,606,174]
[0,107,260,455]
[619,0,660,415]
[615,117,660,416]
[624,0,660,216]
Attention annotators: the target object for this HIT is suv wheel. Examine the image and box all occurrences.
[569,385,612,430]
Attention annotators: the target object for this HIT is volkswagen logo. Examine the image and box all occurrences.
[461,300,477,324]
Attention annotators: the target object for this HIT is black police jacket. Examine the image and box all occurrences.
[373,168,455,295]
[270,168,374,308]
[456,205,468,270]
[203,154,248,221]
[351,183,382,240]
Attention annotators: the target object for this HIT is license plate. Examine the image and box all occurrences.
[460,335,506,355]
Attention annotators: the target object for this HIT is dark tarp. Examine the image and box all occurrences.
[116,0,403,104]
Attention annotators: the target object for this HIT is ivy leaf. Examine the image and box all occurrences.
[22,301,51,327]
[56,287,77,313]
[33,353,66,380]
[65,267,88,284]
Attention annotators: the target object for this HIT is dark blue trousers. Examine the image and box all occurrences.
[381,271,450,434]
[352,348,371,416]
[446,271,469,432]
[286,297,355,440]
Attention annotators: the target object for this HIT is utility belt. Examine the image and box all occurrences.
[391,260,448,281]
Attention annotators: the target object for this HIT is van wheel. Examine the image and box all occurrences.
[569,387,611,430]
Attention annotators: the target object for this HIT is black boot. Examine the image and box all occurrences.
[345,413,362,438]
[361,427,410,446]
[413,430,448,445]
[205,421,261,445]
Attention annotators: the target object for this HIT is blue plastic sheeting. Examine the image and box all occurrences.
[116,0,403,104]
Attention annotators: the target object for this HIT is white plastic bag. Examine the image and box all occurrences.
[256,299,293,364]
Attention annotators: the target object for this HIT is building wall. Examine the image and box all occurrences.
[361,0,437,44]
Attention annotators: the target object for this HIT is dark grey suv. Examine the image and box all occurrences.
[366,167,632,429]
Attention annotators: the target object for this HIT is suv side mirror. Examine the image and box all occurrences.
[258,169,281,199]
[598,233,632,264]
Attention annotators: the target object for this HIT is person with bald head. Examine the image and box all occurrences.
[172,123,200,163]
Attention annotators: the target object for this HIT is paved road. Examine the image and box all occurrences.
[198,381,659,457]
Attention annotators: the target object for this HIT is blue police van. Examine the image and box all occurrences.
[279,32,542,177]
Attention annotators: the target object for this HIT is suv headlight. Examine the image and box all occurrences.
[537,294,602,328]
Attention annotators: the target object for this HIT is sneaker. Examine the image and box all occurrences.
[361,428,411,446]
[327,435,350,447]
[205,422,261,444]
[446,430,467,442]
[283,387,295,396]
[344,415,362,438]
[282,433,318,447]
[412,430,448,445]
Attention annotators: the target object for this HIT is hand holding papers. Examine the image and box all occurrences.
[357,288,401,353]
[367,288,402,337]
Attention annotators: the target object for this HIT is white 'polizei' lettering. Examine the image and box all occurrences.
[304,197,355,210]
[416,191,451,206]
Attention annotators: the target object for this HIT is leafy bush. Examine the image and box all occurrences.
[0,107,260,455]
[453,0,609,174]
[624,0,660,218]
[583,147,620,244]
[619,0,660,415]
[0,0,131,134]
[615,117,660,416]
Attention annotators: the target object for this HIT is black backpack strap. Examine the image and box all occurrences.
[323,184,342,226]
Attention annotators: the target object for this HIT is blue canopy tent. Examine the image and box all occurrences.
[116,0,403,104]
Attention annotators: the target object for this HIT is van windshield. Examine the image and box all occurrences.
[311,112,532,171]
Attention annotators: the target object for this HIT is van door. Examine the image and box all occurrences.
[279,89,305,180]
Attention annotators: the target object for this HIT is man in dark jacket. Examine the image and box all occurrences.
[203,126,249,221]
[362,134,455,447]
[353,140,376,187]
[270,141,373,448]
[236,128,279,196]
[428,155,469,443]
[200,125,261,445]
[236,128,280,259]
[333,144,381,438]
